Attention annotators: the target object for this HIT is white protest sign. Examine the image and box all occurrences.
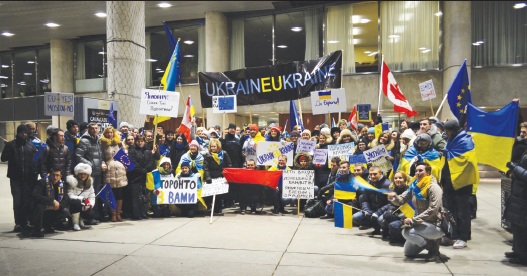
[363,145,392,173]
[156,175,198,204]
[139,89,180,117]
[296,139,316,155]
[327,143,355,168]
[212,95,237,113]
[201,177,229,197]
[44,92,74,117]
[310,88,347,115]
[282,170,315,199]
[419,80,436,101]
[313,149,328,165]
[256,141,294,166]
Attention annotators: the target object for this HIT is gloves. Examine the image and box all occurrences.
[506,162,517,170]
[206,179,212,184]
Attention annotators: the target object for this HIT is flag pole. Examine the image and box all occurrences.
[429,99,435,116]
[377,56,384,116]
[297,98,304,129]
[298,198,300,218]
[210,194,216,224]
[249,105,253,124]
[435,93,448,118]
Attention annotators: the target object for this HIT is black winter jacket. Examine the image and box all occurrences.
[41,138,72,179]
[221,134,243,168]
[506,155,527,228]
[1,137,37,180]
[127,145,157,185]
[75,133,103,176]
[203,150,232,183]
[33,178,70,210]
[360,176,391,214]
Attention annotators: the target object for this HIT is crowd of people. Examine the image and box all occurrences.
[1,115,525,265]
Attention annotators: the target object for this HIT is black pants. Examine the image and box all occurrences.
[33,199,78,231]
[10,178,34,228]
[443,185,472,241]
[512,224,527,262]
[92,175,108,220]
[112,187,124,200]
[238,185,264,212]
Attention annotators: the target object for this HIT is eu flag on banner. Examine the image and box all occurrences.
[289,100,304,132]
[108,102,117,128]
[113,148,135,171]
[219,96,235,111]
[98,183,117,211]
[447,59,471,120]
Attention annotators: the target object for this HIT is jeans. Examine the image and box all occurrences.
[402,222,444,256]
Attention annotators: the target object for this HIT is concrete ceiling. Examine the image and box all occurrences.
[0,1,276,52]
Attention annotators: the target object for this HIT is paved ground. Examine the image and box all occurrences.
[1,163,526,275]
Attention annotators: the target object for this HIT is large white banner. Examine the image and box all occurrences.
[363,145,392,173]
[201,177,229,197]
[255,141,294,166]
[44,92,74,117]
[282,170,315,199]
[139,89,180,117]
[327,143,355,168]
[156,176,198,204]
[310,88,347,115]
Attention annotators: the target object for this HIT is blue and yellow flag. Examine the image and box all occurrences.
[399,200,416,218]
[175,152,207,209]
[466,101,519,172]
[445,130,479,190]
[447,59,471,120]
[146,169,162,191]
[334,201,353,229]
[398,146,443,181]
[335,177,358,200]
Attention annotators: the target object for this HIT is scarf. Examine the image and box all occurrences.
[253,132,266,145]
[211,150,224,165]
[409,175,431,200]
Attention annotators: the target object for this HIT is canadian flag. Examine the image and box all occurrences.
[380,60,418,117]
[177,96,195,143]
[347,106,358,131]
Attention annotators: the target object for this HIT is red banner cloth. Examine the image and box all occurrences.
[222,168,282,189]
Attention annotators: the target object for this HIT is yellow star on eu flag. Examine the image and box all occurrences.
[461,89,465,94]
[457,102,461,107]
[457,95,462,100]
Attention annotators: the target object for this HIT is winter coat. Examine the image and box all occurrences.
[203,150,232,183]
[359,175,391,213]
[392,176,442,225]
[33,177,70,210]
[127,145,157,186]
[1,137,37,180]
[40,139,72,179]
[293,152,314,170]
[511,137,527,163]
[169,141,189,170]
[100,136,128,188]
[505,155,527,227]
[64,130,79,172]
[76,133,104,176]
[66,175,95,206]
[419,125,446,155]
[221,133,244,168]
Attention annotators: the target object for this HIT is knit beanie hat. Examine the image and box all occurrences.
[17,124,28,133]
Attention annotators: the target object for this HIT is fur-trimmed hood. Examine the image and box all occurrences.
[337,129,357,144]
[293,152,313,169]
[371,136,395,151]
[66,174,92,190]
[100,130,122,146]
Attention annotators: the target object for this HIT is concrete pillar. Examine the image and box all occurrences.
[106,1,145,129]
[50,39,74,128]
[205,12,229,129]
[440,1,471,121]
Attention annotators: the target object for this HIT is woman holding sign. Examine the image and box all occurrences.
[203,139,232,215]
[314,132,332,190]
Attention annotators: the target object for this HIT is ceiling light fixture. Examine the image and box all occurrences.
[24,73,32,76]
[98,52,106,55]
[435,11,443,16]
[364,51,372,54]
[388,34,400,39]
[367,51,378,57]
[27,61,35,64]
[277,45,287,48]
[183,40,194,45]
[514,3,526,9]
[95,12,107,17]
[328,40,339,44]
[146,58,157,62]
[1,65,9,68]
[291,26,303,32]
[2,32,14,37]
[45,22,60,27]
[157,3,172,8]
[184,54,194,58]
[419,47,427,50]
[359,19,371,24]
[421,49,431,53]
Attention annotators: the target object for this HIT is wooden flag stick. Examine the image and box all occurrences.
[429,99,435,116]
[210,194,216,224]
[298,198,300,218]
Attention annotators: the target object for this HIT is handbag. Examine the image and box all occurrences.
[304,199,326,218]
[439,207,457,239]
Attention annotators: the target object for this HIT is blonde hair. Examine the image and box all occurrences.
[208,138,222,152]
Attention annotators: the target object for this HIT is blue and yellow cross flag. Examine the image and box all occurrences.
[466,101,519,173]
[334,201,353,229]
[447,59,472,120]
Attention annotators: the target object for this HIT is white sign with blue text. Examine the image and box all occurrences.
[310,88,347,115]
[139,89,180,117]
[44,92,74,117]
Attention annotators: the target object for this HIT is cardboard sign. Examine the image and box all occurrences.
[327,143,355,168]
[363,145,392,173]
[44,92,74,117]
[156,176,198,204]
[212,95,237,113]
[310,88,347,115]
[201,177,229,197]
[139,89,180,117]
[255,141,294,166]
[282,170,315,199]
[313,149,328,165]
[419,80,436,101]
[296,139,316,155]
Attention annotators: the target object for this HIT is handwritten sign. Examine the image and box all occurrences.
[201,177,229,197]
[282,170,315,199]
[297,139,316,155]
[363,145,392,173]
[139,89,180,116]
[310,88,347,115]
[256,141,294,166]
[327,143,355,168]
[44,92,74,117]
[313,149,328,165]
[212,95,237,113]
[156,176,198,204]
[419,80,436,101]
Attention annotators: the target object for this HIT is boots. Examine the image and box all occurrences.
[79,216,91,229]
[116,200,123,222]
[72,213,81,231]
[111,210,117,222]
[424,239,441,262]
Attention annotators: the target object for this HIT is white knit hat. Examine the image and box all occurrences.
[74,163,92,176]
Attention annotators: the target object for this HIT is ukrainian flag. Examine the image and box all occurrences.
[154,37,181,125]
[444,130,480,190]
[335,177,358,200]
[334,201,353,229]
[399,200,416,218]
[352,175,389,193]
[398,146,443,181]
[318,90,332,100]
[146,169,162,191]
[466,101,519,172]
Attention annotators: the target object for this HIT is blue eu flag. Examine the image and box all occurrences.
[447,59,472,120]
[113,148,135,171]
[98,183,117,211]
[108,102,117,128]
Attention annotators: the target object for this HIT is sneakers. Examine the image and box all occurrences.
[319,214,333,219]
[73,224,81,231]
[453,240,467,249]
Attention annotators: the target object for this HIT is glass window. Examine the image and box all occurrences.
[275,12,306,64]
[244,15,273,67]
[0,54,13,99]
[37,48,51,94]
[380,1,440,71]
[75,39,105,80]
[13,50,37,97]
[472,1,527,67]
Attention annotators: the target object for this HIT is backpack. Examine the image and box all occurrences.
[304,199,326,218]
[439,207,457,239]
